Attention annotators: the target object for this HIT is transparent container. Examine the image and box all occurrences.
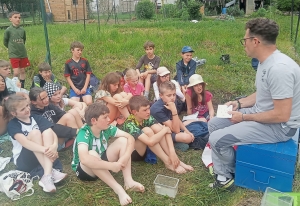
[261,187,294,206]
[153,174,179,198]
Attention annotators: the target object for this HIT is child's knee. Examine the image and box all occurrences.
[181,133,194,143]
[142,127,154,136]
[113,93,122,100]
[27,130,42,140]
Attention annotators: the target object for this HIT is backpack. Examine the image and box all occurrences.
[0,170,35,200]
[89,73,101,94]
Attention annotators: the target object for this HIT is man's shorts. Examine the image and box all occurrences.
[10,58,30,69]
[131,150,147,161]
[70,88,92,98]
[75,150,108,181]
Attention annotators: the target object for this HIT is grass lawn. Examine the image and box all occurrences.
[0,15,299,205]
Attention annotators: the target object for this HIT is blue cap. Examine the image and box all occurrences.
[182,46,194,53]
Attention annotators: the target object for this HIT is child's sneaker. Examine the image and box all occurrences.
[208,175,235,191]
[39,174,56,193]
[52,169,68,183]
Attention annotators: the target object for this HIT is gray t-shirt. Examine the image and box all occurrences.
[254,50,300,128]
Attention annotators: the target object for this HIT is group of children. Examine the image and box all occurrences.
[0,11,215,206]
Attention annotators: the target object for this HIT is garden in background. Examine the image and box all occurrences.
[0,0,300,205]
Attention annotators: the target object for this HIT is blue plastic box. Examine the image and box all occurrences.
[235,133,298,192]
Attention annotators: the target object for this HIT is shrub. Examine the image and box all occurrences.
[161,4,178,18]
[181,10,190,21]
[188,1,202,20]
[136,0,155,19]
[226,5,245,17]
[277,0,300,11]
[250,7,267,17]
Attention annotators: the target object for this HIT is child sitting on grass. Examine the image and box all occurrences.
[174,46,197,94]
[31,62,67,97]
[135,41,160,99]
[94,72,132,125]
[43,82,87,121]
[124,69,144,96]
[185,74,214,123]
[0,60,29,101]
[64,41,92,105]
[123,95,194,174]
[4,94,67,193]
[71,103,144,206]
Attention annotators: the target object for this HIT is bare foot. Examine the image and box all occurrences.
[124,181,145,193]
[180,161,194,171]
[117,190,132,206]
[165,164,187,174]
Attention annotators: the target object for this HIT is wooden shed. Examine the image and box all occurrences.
[44,0,88,22]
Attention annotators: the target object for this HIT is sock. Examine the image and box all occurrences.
[20,80,25,88]
[144,91,149,98]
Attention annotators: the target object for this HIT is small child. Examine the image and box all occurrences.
[43,82,87,121]
[0,60,29,101]
[135,41,160,99]
[175,46,197,94]
[64,41,92,105]
[72,103,144,206]
[4,94,67,193]
[123,95,194,174]
[94,72,132,125]
[3,11,30,89]
[31,62,67,96]
[124,69,145,96]
[186,74,214,122]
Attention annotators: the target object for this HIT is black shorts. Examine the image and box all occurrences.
[131,150,147,161]
[16,147,40,172]
[75,151,108,181]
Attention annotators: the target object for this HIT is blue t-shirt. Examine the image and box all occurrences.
[150,99,174,124]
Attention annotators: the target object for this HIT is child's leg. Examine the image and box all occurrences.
[144,74,151,98]
[106,137,144,193]
[141,127,186,174]
[113,94,130,118]
[81,150,133,206]
[57,113,80,129]
[106,103,120,124]
[27,130,53,175]
[67,109,84,128]
[82,94,93,105]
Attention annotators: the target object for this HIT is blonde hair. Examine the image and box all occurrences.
[0,60,10,68]
[3,94,27,120]
[125,69,138,82]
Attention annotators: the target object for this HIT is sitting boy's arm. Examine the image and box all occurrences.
[78,144,120,171]
[115,130,135,158]
[176,64,184,86]
[81,73,91,93]
[138,126,169,147]
[163,102,181,133]
[65,76,78,92]
[33,75,41,87]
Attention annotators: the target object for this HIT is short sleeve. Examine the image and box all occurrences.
[62,98,69,106]
[32,114,53,132]
[85,60,92,74]
[150,103,171,123]
[144,116,158,127]
[123,84,130,93]
[76,127,91,146]
[123,121,143,140]
[205,91,213,102]
[103,125,118,139]
[7,119,22,139]
[94,90,111,104]
[64,60,72,77]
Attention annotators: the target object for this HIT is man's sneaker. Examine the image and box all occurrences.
[208,176,235,191]
[52,169,68,183]
[39,174,56,193]
[208,166,215,176]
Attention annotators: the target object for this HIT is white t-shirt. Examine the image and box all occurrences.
[153,80,185,101]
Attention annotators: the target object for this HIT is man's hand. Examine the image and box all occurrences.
[164,102,177,113]
[228,111,243,123]
[111,162,124,173]
[225,101,239,111]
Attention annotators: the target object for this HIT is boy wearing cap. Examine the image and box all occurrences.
[175,46,197,94]
[150,81,194,144]
[135,41,161,99]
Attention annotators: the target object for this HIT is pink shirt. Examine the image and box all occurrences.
[186,89,213,118]
[124,82,145,96]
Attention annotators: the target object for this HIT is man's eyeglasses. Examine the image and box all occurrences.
[240,37,255,45]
